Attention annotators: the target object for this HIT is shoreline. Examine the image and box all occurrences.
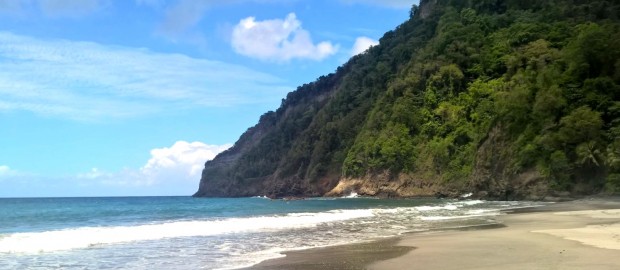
[243,237,412,270]
[246,197,620,270]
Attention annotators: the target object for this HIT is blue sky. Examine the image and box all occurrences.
[0,0,416,197]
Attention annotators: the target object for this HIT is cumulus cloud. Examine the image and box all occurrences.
[0,138,228,198]
[141,141,232,183]
[78,141,231,187]
[231,13,338,62]
[84,140,232,195]
[340,0,417,9]
[0,32,290,121]
[351,36,379,56]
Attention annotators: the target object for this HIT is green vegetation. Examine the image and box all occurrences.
[196,0,620,198]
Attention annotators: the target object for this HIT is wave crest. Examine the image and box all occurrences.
[0,209,374,254]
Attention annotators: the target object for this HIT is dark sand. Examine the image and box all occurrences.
[245,238,412,270]
[247,197,620,270]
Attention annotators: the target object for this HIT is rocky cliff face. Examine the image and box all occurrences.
[195,0,620,199]
[194,71,345,198]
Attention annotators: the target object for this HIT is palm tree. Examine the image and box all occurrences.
[576,141,601,167]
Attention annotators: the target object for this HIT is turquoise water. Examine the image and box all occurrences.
[0,196,542,269]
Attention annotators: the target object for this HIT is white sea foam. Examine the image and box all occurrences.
[0,209,374,254]
[460,192,473,198]
[467,209,493,215]
[215,248,287,270]
[420,213,498,221]
[415,205,458,211]
[459,200,484,206]
[342,192,359,198]
[420,216,458,221]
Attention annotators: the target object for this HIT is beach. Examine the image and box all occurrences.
[249,197,620,270]
[1,197,538,269]
[2,197,618,269]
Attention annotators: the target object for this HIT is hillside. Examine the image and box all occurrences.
[194,0,620,200]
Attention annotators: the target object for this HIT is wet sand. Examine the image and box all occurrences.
[245,238,412,270]
[247,197,620,270]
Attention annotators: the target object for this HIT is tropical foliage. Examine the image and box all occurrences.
[198,0,620,197]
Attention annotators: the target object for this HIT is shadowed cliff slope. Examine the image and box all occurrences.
[195,0,620,199]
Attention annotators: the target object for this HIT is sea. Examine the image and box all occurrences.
[0,195,544,269]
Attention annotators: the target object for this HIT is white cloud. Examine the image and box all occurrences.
[71,141,231,195]
[141,141,232,182]
[0,141,232,196]
[0,165,16,177]
[231,13,338,62]
[0,31,290,121]
[77,168,107,180]
[351,36,378,56]
[340,0,417,9]
[80,141,231,188]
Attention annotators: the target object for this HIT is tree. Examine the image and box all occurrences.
[557,106,603,145]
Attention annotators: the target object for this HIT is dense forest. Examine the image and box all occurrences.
[195,0,620,199]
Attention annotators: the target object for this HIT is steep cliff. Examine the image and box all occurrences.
[195,0,620,199]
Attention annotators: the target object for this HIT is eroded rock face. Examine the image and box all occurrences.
[325,174,445,198]
[469,126,550,200]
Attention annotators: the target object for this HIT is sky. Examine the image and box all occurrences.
[0,0,417,197]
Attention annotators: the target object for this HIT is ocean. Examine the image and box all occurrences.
[0,196,543,269]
